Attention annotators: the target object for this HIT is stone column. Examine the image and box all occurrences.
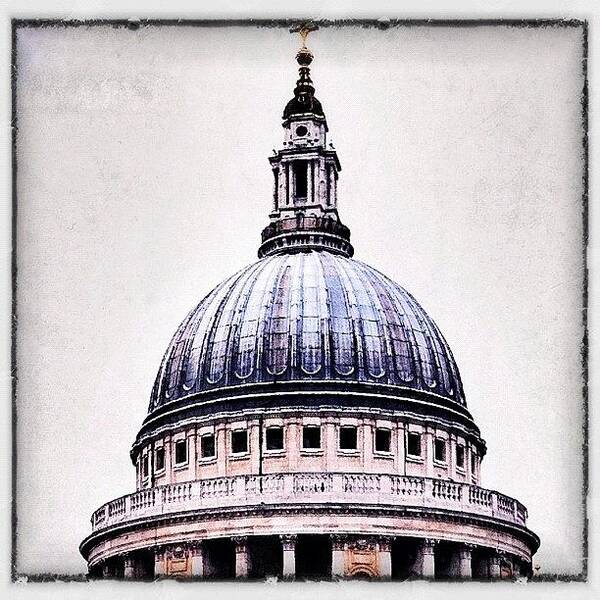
[457,544,474,579]
[154,547,165,578]
[233,536,249,578]
[123,554,135,579]
[280,534,297,579]
[331,534,347,578]
[189,543,205,578]
[489,552,502,578]
[377,536,393,579]
[418,539,437,579]
[101,562,111,579]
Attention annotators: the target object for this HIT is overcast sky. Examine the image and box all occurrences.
[15,23,584,576]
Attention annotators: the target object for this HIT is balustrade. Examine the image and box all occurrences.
[90,472,528,532]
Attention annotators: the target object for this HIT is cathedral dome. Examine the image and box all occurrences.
[149,249,465,414]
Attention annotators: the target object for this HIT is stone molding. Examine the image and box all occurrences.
[82,501,538,570]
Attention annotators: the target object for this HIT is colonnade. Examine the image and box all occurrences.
[95,535,525,581]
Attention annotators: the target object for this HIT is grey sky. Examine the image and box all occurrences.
[15,24,584,576]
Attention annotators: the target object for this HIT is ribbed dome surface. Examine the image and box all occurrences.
[149,250,465,412]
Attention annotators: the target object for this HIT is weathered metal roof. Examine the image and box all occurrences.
[149,250,465,413]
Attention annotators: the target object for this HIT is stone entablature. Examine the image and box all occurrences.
[91,472,527,535]
[133,412,484,490]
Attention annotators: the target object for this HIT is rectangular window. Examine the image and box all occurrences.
[434,438,447,463]
[375,428,391,453]
[266,427,284,451]
[302,426,321,449]
[142,454,149,477]
[294,161,308,200]
[174,439,187,465]
[406,432,421,457]
[339,426,358,450]
[231,429,248,454]
[201,434,216,459]
[456,445,465,469]
[155,447,165,471]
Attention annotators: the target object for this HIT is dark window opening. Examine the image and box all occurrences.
[266,427,284,451]
[294,161,308,200]
[434,438,447,463]
[231,430,248,454]
[471,453,477,473]
[155,447,165,471]
[174,439,187,465]
[375,428,391,453]
[142,455,149,477]
[339,426,358,450]
[303,426,321,449]
[296,125,308,137]
[406,432,421,457]
[201,434,216,458]
[456,445,465,469]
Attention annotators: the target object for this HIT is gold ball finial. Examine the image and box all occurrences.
[290,22,318,66]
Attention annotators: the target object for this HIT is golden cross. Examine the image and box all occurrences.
[290,22,318,49]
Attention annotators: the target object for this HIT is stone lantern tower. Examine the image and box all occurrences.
[80,36,539,581]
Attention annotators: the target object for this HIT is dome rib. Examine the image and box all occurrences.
[148,251,467,413]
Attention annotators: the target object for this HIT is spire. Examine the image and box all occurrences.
[258,29,353,259]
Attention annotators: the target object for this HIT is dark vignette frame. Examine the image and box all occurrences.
[10,17,589,583]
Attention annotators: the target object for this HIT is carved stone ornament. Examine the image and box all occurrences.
[232,536,249,553]
[349,537,376,551]
[280,534,298,551]
[331,534,347,550]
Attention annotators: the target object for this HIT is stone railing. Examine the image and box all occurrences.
[90,473,528,533]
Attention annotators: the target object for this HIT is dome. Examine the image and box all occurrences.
[149,250,465,414]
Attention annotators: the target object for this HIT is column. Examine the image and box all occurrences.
[233,536,249,578]
[418,539,437,579]
[331,534,346,578]
[457,544,474,579]
[190,543,205,578]
[489,552,502,578]
[154,547,165,578]
[513,559,522,578]
[280,535,297,579]
[377,537,393,579]
[123,554,135,579]
[102,562,111,579]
